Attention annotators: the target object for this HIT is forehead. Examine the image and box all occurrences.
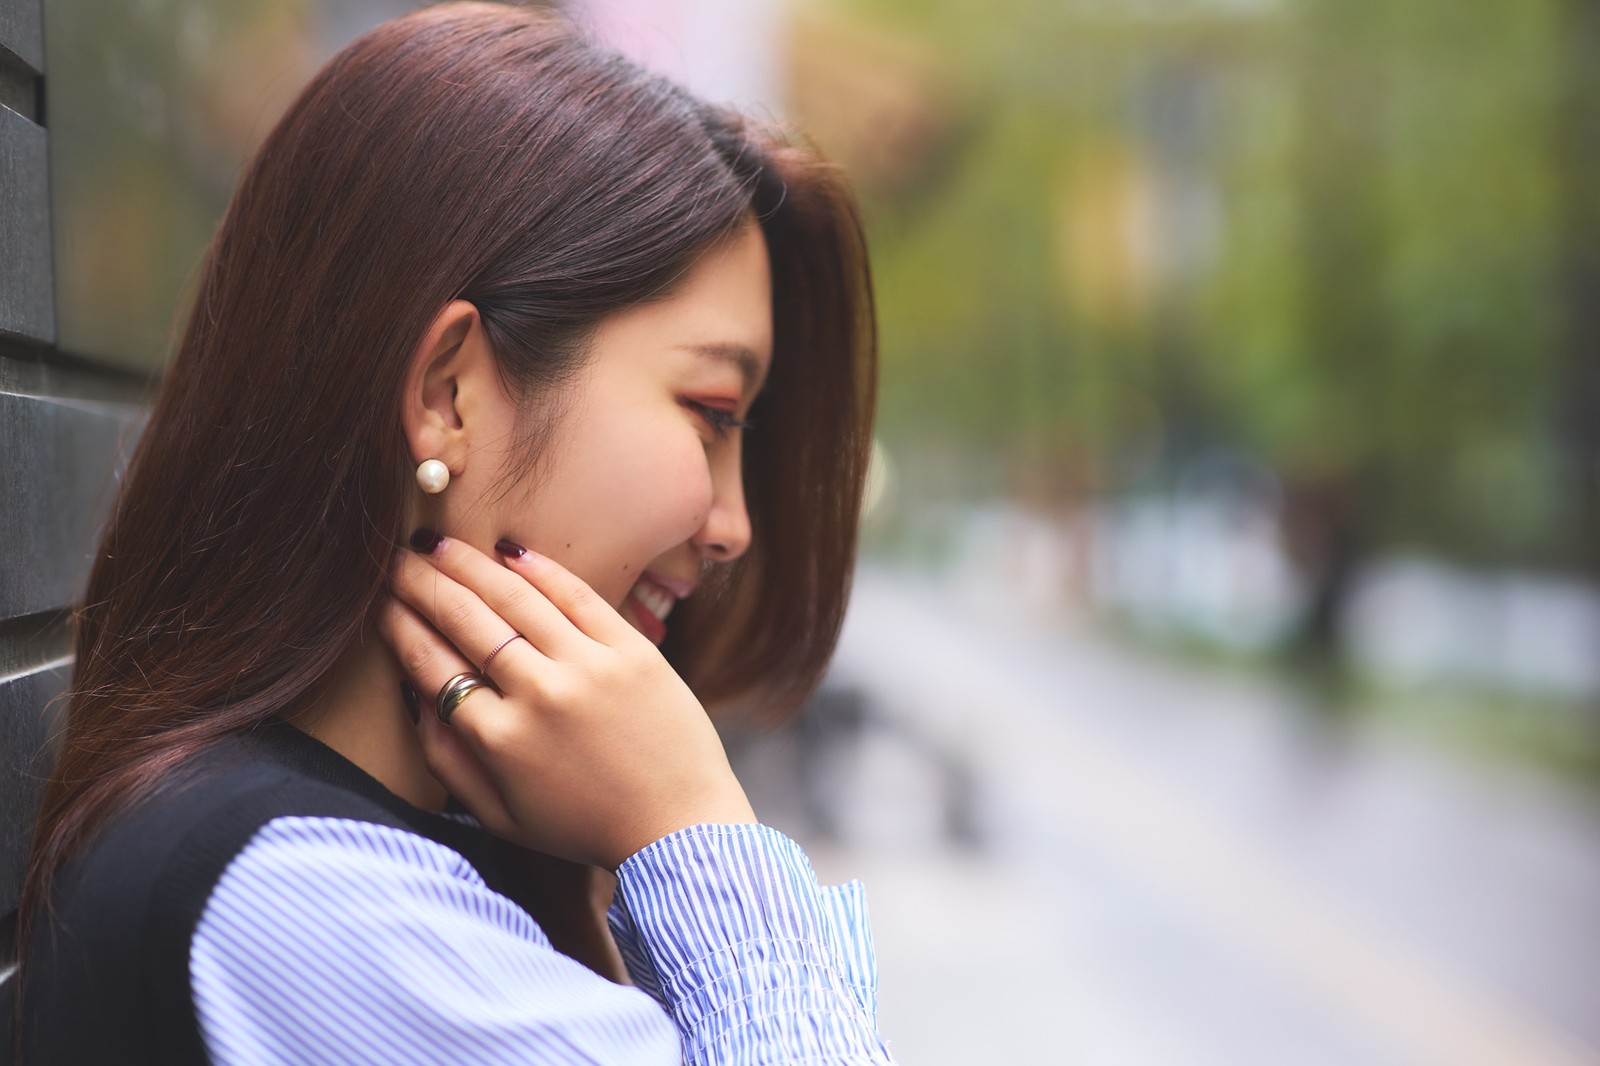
[582,222,774,389]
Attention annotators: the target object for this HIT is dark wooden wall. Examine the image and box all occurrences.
[1,0,146,946]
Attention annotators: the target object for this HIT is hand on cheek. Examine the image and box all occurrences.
[379,533,756,870]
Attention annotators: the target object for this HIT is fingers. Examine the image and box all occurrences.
[377,598,515,828]
[492,540,632,645]
[377,593,502,725]
[396,539,596,663]
[413,694,518,836]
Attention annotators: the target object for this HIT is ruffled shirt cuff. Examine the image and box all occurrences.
[608,824,888,1064]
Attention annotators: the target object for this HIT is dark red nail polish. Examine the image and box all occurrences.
[410,528,442,554]
[494,538,526,559]
[400,679,420,725]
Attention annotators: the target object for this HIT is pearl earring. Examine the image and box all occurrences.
[416,459,450,494]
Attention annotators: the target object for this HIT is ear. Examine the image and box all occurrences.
[401,299,500,477]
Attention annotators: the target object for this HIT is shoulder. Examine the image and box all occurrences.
[194,815,548,991]
[194,814,532,953]
[22,734,419,1065]
[60,737,406,944]
[48,722,504,947]
[192,815,678,1065]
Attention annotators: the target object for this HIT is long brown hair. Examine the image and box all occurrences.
[23,0,873,963]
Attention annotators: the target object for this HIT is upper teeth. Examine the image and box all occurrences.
[633,581,676,622]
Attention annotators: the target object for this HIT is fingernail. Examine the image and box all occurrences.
[494,538,526,559]
[410,528,443,554]
[400,679,420,725]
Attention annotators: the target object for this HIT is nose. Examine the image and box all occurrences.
[692,446,752,563]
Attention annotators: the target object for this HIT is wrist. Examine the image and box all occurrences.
[607,805,758,871]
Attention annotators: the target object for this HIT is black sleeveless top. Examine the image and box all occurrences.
[17,723,518,1066]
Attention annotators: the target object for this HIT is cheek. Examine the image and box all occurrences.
[512,412,713,595]
[605,434,715,537]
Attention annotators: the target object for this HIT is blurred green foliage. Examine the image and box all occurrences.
[46,0,320,371]
[819,0,1590,569]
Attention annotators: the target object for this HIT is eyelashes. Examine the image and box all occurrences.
[685,400,753,439]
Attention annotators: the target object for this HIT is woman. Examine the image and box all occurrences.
[18,3,887,1063]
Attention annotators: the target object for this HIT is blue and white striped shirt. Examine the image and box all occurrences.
[190,818,892,1064]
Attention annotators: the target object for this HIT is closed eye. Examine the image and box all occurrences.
[686,400,752,440]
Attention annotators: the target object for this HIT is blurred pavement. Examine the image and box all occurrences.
[729,564,1600,1066]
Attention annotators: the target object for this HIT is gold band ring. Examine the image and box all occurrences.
[436,671,490,724]
[479,633,526,676]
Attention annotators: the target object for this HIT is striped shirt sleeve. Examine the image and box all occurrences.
[190,817,892,1064]
[609,824,890,1064]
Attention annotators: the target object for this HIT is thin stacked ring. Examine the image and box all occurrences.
[480,632,526,676]
[435,672,491,724]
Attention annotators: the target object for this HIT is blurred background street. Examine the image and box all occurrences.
[34,0,1600,1060]
[729,547,1600,1064]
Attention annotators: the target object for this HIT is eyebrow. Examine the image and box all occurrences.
[678,342,769,395]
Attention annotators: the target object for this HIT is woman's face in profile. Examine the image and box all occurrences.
[453,221,773,646]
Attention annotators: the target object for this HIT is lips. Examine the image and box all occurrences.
[624,572,692,645]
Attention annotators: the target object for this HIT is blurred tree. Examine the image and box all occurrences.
[1272,0,1389,681]
[1551,0,1600,739]
[1553,0,1600,574]
[47,0,321,370]
[811,0,1573,603]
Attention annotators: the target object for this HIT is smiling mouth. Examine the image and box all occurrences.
[624,573,686,645]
